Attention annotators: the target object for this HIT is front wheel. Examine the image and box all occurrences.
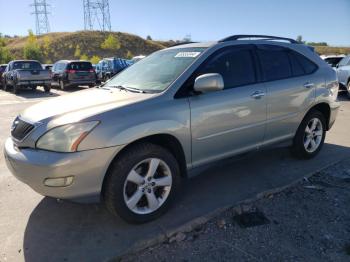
[346,81,350,99]
[13,83,20,94]
[103,143,181,223]
[44,85,51,93]
[291,110,326,159]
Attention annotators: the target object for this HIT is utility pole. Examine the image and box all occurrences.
[31,0,50,35]
[83,0,111,31]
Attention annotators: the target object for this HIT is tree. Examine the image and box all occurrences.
[23,30,42,61]
[101,34,121,50]
[80,54,89,61]
[0,35,12,63]
[146,35,152,41]
[90,55,101,64]
[126,50,133,59]
[74,45,81,58]
[296,35,306,44]
[41,35,52,63]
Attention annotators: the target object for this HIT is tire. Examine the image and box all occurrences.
[31,86,38,91]
[103,143,181,223]
[59,80,66,90]
[44,85,51,93]
[13,83,19,94]
[347,81,350,99]
[291,110,326,159]
[3,80,8,91]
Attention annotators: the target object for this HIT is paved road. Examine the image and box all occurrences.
[0,87,349,262]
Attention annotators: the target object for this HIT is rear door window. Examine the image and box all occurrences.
[67,62,93,71]
[257,45,292,81]
[12,61,42,70]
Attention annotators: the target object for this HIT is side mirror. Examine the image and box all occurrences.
[194,73,224,93]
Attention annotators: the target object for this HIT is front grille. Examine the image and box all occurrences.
[11,118,35,140]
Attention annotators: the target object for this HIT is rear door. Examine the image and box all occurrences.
[337,56,350,86]
[189,45,267,167]
[256,45,320,144]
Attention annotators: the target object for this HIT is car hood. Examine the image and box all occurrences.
[21,87,157,123]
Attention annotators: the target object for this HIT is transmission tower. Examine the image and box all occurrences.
[31,0,50,35]
[83,0,111,31]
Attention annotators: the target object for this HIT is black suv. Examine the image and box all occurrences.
[51,60,97,90]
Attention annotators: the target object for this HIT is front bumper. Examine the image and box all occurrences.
[4,138,122,203]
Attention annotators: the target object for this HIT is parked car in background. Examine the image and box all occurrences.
[336,55,350,98]
[4,35,340,223]
[50,60,97,90]
[2,60,51,94]
[322,55,345,69]
[131,55,146,63]
[0,64,7,88]
[42,64,53,71]
[96,58,133,82]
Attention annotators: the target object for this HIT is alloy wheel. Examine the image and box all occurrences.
[123,158,172,214]
[303,118,323,153]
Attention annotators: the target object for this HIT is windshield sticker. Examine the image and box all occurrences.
[175,52,201,58]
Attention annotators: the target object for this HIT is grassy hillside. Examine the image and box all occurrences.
[2,31,350,64]
[4,31,168,63]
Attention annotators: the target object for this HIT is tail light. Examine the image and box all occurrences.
[89,69,95,73]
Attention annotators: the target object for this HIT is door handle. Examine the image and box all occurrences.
[303,82,315,88]
[251,90,265,99]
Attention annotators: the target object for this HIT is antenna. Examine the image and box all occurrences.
[83,0,111,31]
[31,0,50,35]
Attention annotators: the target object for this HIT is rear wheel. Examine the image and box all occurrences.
[103,143,181,223]
[347,81,350,99]
[291,110,326,159]
[59,80,66,90]
[44,85,51,93]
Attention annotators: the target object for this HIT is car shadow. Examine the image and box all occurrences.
[22,143,350,262]
[5,88,60,99]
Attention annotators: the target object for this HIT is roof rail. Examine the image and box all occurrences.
[219,35,299,44]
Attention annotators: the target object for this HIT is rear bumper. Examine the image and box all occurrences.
[328,101,340,130]
[65,79,96,86]
[17,80,51,86]
[4,138,122,203]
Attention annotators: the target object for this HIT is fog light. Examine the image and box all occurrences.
[44,176,74,187]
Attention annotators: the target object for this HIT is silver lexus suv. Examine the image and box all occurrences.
[4,35,340,223]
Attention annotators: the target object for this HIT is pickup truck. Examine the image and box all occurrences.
[2,60,51,94]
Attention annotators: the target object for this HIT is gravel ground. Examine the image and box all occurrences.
[121,158,350,262]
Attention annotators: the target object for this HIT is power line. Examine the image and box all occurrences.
[31,0,50,35]
[83,0,111,31]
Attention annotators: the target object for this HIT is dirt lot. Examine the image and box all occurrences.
[122,159,350,262]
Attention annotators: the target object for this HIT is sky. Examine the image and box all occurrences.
[0,0,349,46]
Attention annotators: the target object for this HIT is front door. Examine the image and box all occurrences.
[189,45,267,167]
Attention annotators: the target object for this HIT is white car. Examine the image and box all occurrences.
[321,55,346,69]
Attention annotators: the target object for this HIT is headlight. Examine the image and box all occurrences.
[36,121,99,152]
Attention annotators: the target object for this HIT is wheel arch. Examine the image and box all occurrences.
[101,133,188,197]
[306,102,331,130]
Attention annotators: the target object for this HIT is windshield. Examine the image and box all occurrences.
[67,62,93,71]
[325,57,343,67]
[104,47,206,92]
[13,61,42,70]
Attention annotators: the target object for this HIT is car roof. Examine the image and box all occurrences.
[56,60,91,63]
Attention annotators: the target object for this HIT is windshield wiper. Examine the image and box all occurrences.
[109,85,146,93]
